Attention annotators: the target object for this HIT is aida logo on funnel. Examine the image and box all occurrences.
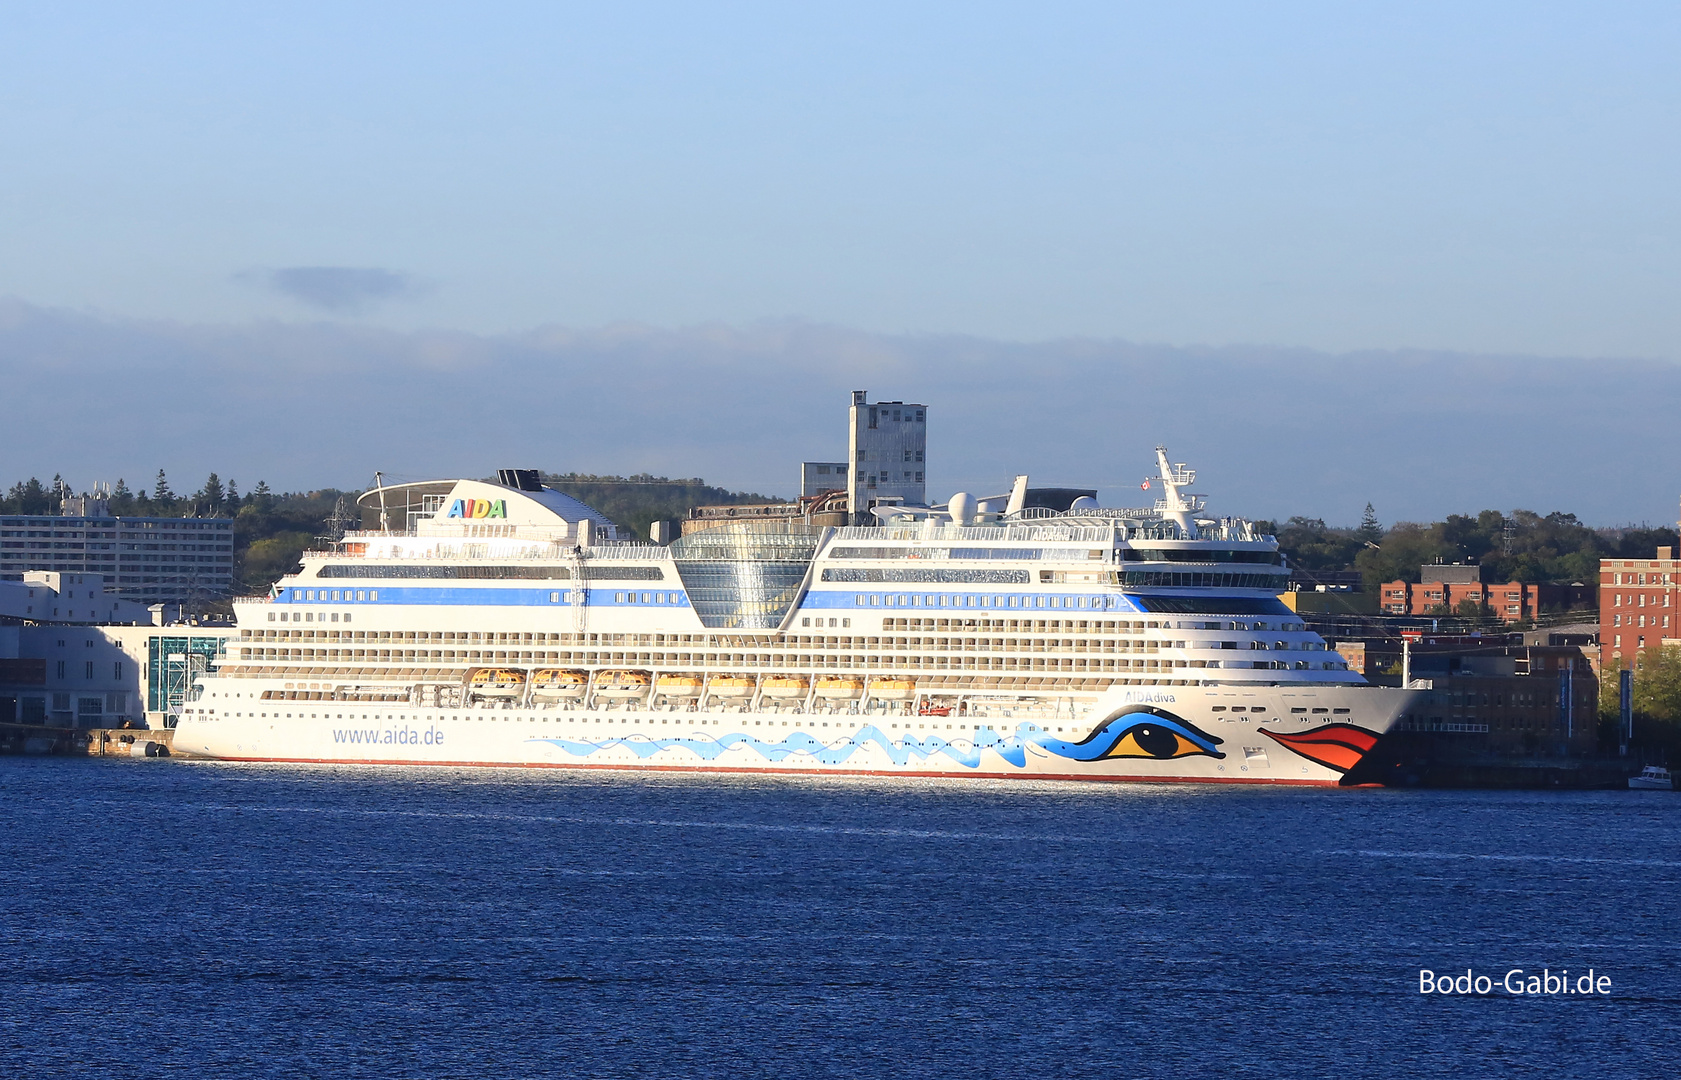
[447,499,507,519]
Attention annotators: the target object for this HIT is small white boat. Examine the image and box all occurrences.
[1628,765,1675,791]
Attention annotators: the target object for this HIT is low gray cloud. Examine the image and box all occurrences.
[0,299,1675,528]
[245,266,419,313]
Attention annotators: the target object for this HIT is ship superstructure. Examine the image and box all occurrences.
[172,452,1419,783]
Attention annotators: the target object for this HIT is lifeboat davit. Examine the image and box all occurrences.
[708,675,756,698]
[760,674,810,699]
[655,674,704,698]
[529,669,587,701]
[470,668,527,699]
[871,677,917,701]
[595,670,652,699]
[814,676,864,700]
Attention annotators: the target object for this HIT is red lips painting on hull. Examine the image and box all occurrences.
[1258,724,1382,774]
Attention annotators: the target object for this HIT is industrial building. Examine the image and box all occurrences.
[690,390,1091,535]
[799,462,850,498]
[845,390,927,520]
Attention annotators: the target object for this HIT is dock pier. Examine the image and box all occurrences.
[0,723,179,758]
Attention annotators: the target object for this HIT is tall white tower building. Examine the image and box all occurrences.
[847,390,927,520]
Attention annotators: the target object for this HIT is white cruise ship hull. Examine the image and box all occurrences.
[173,684,1418,786]
[174,455,1420,787]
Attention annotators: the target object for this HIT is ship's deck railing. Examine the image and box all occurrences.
[310,539,673,562]
[1060,508,1158,521]
[583,543,675,561]
[832,524,1116,544]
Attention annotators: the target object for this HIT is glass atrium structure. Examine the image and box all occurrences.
[670,522,824,629]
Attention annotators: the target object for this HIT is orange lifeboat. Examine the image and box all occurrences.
[760,674,810,699]
[871,677,917,701]
[655,673,704,698]
[470,668,527,699]
[594,670,652,699]
[708,675,756,698]
[814,676,864,700]
[530,669,587,701]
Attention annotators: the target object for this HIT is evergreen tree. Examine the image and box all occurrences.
[153,469,173,502]
[1358,502,1382,543]
[200,472,225,511]
[225,479,241,513]
[50,474,70,504]
[251,480,274,513]
[14,478,50,515]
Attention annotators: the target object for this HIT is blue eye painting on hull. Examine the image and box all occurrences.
[1024,706,1225,762]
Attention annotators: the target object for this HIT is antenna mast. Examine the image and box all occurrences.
[374,471,391,534]
[1152,446,1205,539]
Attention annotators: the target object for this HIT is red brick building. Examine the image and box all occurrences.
[1600,546,1680,667]
[1378,564,1591,624]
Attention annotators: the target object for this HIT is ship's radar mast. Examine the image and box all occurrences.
[1152,446,1205,538]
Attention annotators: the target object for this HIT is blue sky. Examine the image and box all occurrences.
[2,4,1678,522]
[4,2,1677,353]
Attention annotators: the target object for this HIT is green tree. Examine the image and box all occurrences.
[1599,648,1681,755]
[1633,647,1681,724]
[1358,503,1382,544]
[1453,598,1491,620]
[1260,517,1362,573]
[539,472,777,541]
[240,531,316,586]
[109,478,135,515]
[9,478,51,515]
[199,472,224,510]
[153,469,174,503]
[1355,522,1454,590]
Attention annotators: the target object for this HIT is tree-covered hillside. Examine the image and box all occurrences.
[537,473,777,541]
[1257,507,1677,591]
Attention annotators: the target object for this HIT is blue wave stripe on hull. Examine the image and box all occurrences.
[528,724,1032,768]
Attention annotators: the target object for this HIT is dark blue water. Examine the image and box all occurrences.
[1,759,1674,1078]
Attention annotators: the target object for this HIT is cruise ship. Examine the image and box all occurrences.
[172,450,1420,784]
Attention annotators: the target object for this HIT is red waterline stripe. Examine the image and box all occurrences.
[186,755,1347,787]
